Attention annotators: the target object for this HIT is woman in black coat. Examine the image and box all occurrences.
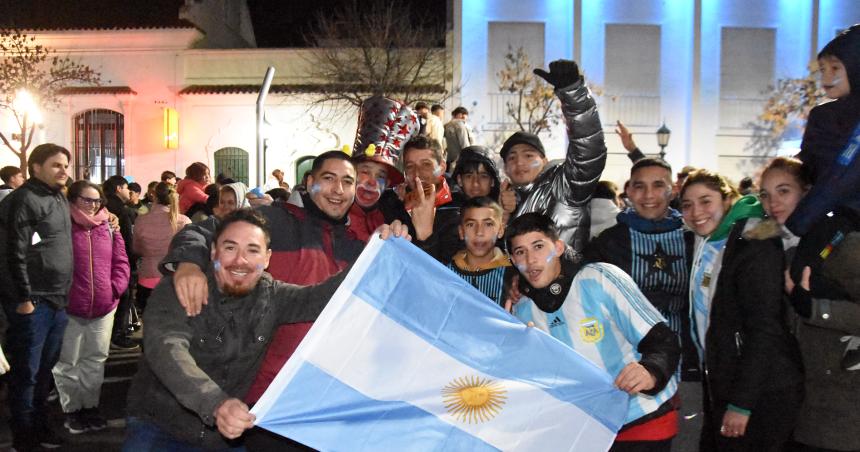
[680,170,803,452]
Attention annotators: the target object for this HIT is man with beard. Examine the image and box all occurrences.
[347,95,417,242]
[125,209,411,450]
[163,150,366,450]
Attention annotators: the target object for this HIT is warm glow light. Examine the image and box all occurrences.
[13,89,43,125]
[163,107,179,149]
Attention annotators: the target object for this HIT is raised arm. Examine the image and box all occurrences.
[535,60,608,206]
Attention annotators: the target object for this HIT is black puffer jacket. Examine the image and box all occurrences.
[702,219,802,409]
[512,78,607,260]
[0,178,72,308]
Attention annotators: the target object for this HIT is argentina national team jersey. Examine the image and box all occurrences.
[514,263,679,424]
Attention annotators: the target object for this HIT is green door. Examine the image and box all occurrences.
[295,156,315,186]
[214,147,249,187]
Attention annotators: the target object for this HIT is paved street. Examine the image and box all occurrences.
[0,336,140,452]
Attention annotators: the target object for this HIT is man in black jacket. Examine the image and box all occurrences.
[0,143,73,451]
[103,175,138,350]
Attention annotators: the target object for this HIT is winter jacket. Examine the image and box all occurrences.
[781,228,860,450]
[127,267,347,450]
[511,78,607,260]
[443,118,473,164]
[786,96,860,236]
[161,195,365,405]
[177,178,209,214]
[585,209,700,380]
[105,193,135,261]
[0,178,72,308]
[786,25,860,236]
[347,189,411,243]
[68,218,130,318]
[695,218,802,412]
[134,204,191,280]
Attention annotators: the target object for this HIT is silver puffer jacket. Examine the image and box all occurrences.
[513,78,607,260]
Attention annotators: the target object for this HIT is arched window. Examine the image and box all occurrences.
[73,109,124,182]
[295,156,315,185]
[214,147,249,186]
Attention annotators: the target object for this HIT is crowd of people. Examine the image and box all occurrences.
[0,25,859,452]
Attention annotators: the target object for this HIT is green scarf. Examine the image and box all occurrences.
[708,194,764,242]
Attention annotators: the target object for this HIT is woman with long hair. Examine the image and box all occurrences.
[177,162,211,215]
[759,157,860,451]
[680,169,802,451]
[133,182,191,312]
[53,180,130,435]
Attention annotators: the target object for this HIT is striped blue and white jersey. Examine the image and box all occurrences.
[514,262,679,424]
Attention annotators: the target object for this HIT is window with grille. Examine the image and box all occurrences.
[73,109,124,182]
[214,147,249,187]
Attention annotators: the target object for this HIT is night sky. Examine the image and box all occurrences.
[0,0,448,48]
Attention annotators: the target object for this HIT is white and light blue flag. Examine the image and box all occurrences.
[252,236,629,451]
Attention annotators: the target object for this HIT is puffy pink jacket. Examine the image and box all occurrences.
[68,220,130,319]
[177,178,208,214]
[133,204,191,280]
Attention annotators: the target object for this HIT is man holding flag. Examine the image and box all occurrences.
[123,209,410,450]
[506,212,681,451]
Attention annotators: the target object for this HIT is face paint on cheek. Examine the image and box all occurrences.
[545,247,557,263]
[376,178,387,191]
[213,260,222,271]
[309,183,321,195]
[530,160,542,169]
[432,165,443,178]
[255,263,264,273]
[516,263,528,273]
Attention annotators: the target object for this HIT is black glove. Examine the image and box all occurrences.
[533,60,581,89]
[790,285,813,318]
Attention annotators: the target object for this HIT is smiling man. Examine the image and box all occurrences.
[125,209,352,450]
[0,144,73,451]
[507,212,681,451]
[163,150,367,450]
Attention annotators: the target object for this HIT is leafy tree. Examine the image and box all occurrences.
[746,62,825,155]
[1,30,102,176]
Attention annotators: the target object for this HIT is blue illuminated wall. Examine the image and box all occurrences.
[455,0,860,183]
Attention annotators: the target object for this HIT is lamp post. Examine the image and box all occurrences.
[656,122,671,160]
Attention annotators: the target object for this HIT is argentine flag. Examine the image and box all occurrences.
[252,236,629,451]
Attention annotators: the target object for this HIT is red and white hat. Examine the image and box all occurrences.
[351,95,419,185]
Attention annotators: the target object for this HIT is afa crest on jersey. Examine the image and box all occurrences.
[579,318,604,343]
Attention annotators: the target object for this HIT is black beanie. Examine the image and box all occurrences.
[499,131,545,161]
[819,24,860,99]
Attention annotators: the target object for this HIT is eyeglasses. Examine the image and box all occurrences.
[78,197,102,206]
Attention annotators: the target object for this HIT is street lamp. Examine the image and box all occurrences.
[656,122,671,160]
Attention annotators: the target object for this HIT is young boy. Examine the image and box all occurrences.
[507,212,680,450]
[784,24,860,371]
[446,197,513,306]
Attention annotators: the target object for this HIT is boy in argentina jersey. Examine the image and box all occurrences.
[507,213,681,452]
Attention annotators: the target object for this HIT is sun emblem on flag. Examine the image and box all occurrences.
[442,376,507,424]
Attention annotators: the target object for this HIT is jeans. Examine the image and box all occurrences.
[123,417,246,452]
[3,299,68,434]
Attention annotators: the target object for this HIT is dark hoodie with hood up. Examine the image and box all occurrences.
[786,24,860,237]
[451,145,502,202]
